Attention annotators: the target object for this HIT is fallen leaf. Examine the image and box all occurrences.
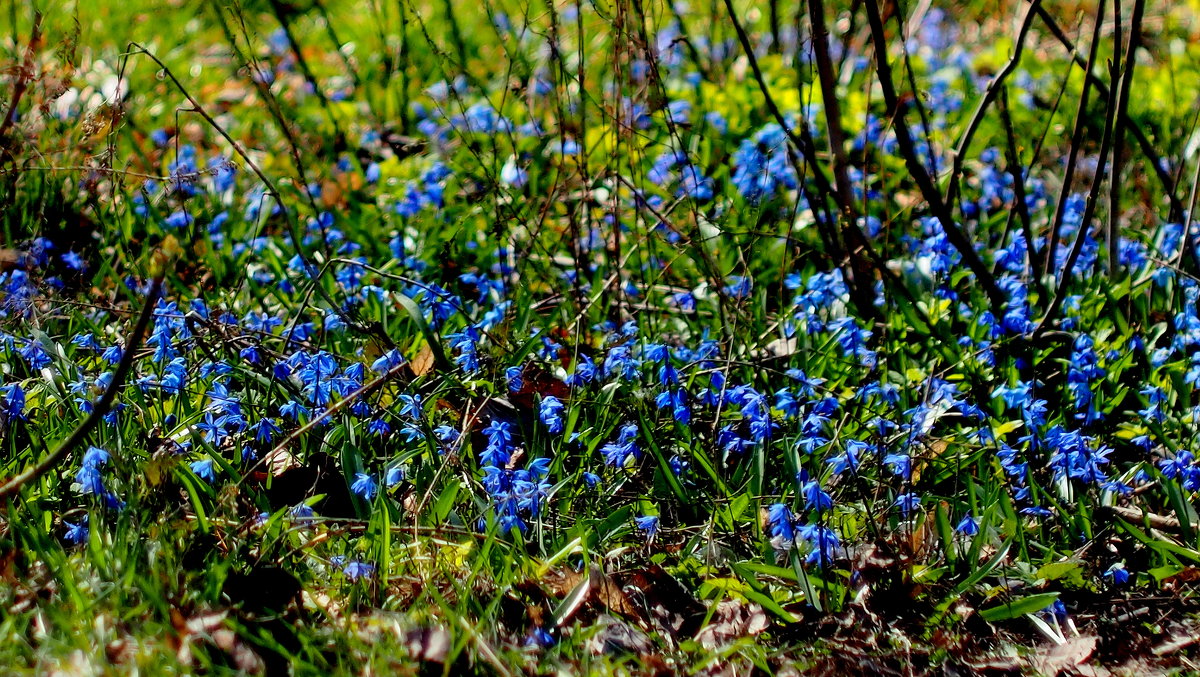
[402,626,451,663]
[409,342,436,377]
[585,615,656,656]
[695,599,770,650]
[1033,635,1097,676]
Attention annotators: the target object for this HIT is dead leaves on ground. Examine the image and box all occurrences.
[171,609,265,675]
[532,563,768,658]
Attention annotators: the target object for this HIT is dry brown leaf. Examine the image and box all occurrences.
[401,626,451,663]
[409,342,436,377]
[695,599,769,650]
[1033,635,1098,676]
[262,447,299,477]
[1153,626,1200,657]
[585,615,656,656]
[173,609,263,674]
[619,565,706,640]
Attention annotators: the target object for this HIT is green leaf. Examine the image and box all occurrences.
[979,592,1060,622]
[1037,560,1084,585]
[955,539,1012,595]
[432,480,461,524]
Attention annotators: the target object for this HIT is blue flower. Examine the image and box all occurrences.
[0,383,26,421]
[190,459,216,482]
[723,275,752,299]
[163,210,194,229]
[82,446,110,468]
[252,418,281,443]
[1104,562,1129,585]
[883,454,912,479]
[75,465,106,495]
[766,504,795,541]
[370,348,406,374]
[351,473,378,500]
[342,560,376,580]
[827,441,865,475]
[635,515,660,541]
[539,396,565,433]
[64,517,89,545]
[894,493,921,516]
[956,514,980,535]
[61,250,87,271]
[290,504,315,522]
[505,365,524,392]
[385,466,405,487]
[802,481,833,512]
[280,400,310,421]
[398,393,423,419]
[525,626,555,648]
[368,418,391,436]
[797,524,840,566]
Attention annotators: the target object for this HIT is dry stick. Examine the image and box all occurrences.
[807,0,857,242]
[808,0,887,318]
[768,0,782,53]
[998,87,1045,294]
[0,277,163,500]
[721,0,841,226]
[0,11,40,165]
[1032,2,1185,223]
[216,6,349,269]
[1108,0,1123,272]
[723,0,879,316]
[1178,102,1200,272]
[126,43,380,345]
[1035,32,1123,336]
[439,0,470,71]
[311,0,378,127]
[897,10,938,182]
[945,0,1041,212]
[1107,0,1146,277]
[725,0,957,343]
[1042,0,1106,276]
[862,0,1006,313]
[666,0,712,81]
[266,0,346,147]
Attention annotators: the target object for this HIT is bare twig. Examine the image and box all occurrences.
[724,0,887,317]
[1032,2,1185,222]
[123,43,384,345]
[1035,19,1124,336]
[1107,0,1146,276]
[1042,0,1106,276]
[0,11,41,165]
[266,0,346,147]
[862,0,1006,313]
[945,0,1041,212]
[998,87,1044,292]
[0,277,163,500]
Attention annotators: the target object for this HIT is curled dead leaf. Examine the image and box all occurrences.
[695,599,769,651]
[1033,634,1097,676]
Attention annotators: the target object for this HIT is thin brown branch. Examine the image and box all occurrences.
[862,0,1007,313]
[1032,1,1185,222]
[0,277,163,500]
[945,0,1041,212]
[1042,0,1106,276]
[1107,0,1146,276]
[0,11,41,165]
